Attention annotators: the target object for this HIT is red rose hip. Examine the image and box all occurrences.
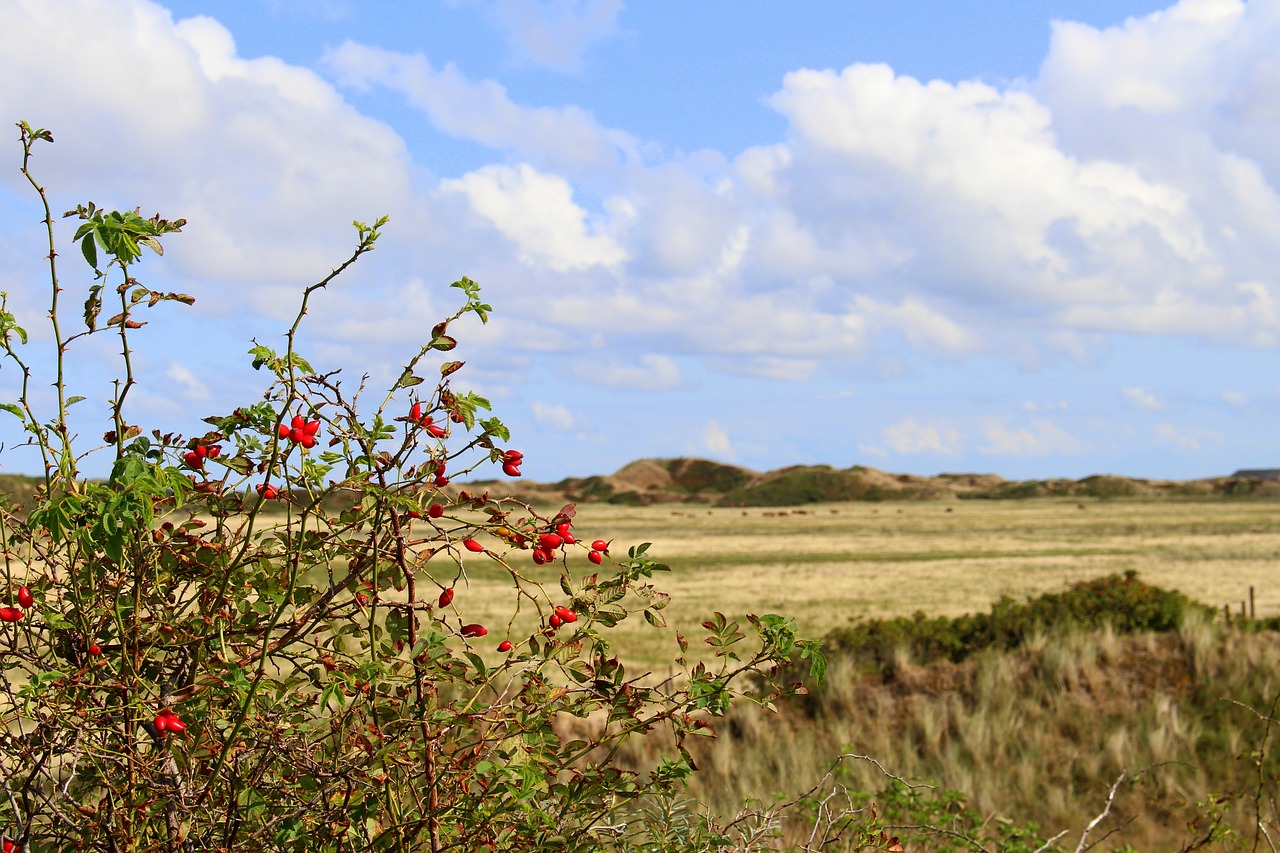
[16,586,33,609]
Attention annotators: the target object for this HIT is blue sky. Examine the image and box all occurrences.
[2,0,1279,483]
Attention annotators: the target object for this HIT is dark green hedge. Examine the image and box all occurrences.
[822,571,1213,675]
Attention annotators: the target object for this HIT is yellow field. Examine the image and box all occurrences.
[455,498,1280,672]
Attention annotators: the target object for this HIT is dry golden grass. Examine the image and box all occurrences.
[451,497,1280,672]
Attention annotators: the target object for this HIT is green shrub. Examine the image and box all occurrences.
[717,466,914,506]
[0,122,827,853]
[1077,474,1140,498]
[823,571,1211,676]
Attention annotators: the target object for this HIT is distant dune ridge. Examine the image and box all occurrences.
[476,458,1280,507]
[4,461,1278,508]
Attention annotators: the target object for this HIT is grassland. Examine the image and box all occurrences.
[516,496,1279,850]
[453,497,1280,848]
[459,497,1280,673]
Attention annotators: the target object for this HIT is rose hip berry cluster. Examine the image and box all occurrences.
[153,707,186,736]
[548,605,577,630]
[183,442,221,470]
[530,520,576,565]
[407,401,447,438]
[500,449,523,477]
[0,585,33,622]
[278,414,320,448]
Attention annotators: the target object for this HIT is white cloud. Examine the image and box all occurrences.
[1021,400,1069,413]
[490,0,623,72]
[1221,390,1247,406]
[883,418,962,455]
[1156,422,1221,450]
[441,163,626,272]
[165,362,210,402]
[3,0,1280,443]
[767,62,1210,311]
[0,2,412,289]
[851,295,981,357]
[1123,386,1164,410]
[707,355,819,381]
[572,354,682,390]
[701,420,733,458]
[1039,0,1247,121]
[979,418,1084,456]
[324,41,638,174]
[531,401,576,430]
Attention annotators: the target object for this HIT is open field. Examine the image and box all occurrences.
[454,497,1280,672]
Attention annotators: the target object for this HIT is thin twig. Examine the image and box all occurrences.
[1075,771,1127,853]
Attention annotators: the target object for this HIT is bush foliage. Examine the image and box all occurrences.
[822,571,1212,676]
[0,122,826,853]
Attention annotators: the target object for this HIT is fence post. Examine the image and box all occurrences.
[1250,586,1256,619]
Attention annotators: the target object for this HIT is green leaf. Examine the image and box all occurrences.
[394,370,423,389]
[0,403,25,420]
[65,396,85,406]
[464,651,488,677]
[221,454,253,475]
[80,232,98,269]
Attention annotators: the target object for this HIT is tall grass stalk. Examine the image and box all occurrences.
[618,624,1280,850]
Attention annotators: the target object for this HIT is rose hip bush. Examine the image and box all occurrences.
[0,123,828,852]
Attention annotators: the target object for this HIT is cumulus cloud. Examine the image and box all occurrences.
[165,362,210,402]
[0,3,413,289]
[1123,386,1164,410]
[851,296,981,357]
[489,0,624,72]
[3,0,1280,431]
[324,41,638,174]
[701,420,733,458]
[1221,390,1247,406]
[883,418,962,455]
[1156,422,1221,450]
[441,164,626,271]
[979,418,1084,456]
[532,401,576,430]
[572,354,682,390]
[1021,400,1069,413]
